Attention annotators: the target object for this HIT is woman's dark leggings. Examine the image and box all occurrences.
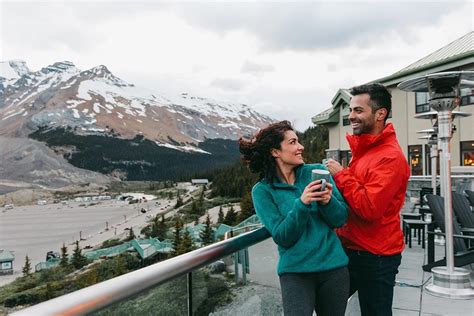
[279,266,349,316]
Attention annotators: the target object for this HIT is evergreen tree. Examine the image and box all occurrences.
[22,255,31,277]
[199,213,214,246]
[168,191,173,200]
[217,206,225,223]
[126,227,135,241]
[199,187,205,204]
[175,191,184,209]
[179,229,195,254]
[71,241,88,269]
[60,243,69,268]
[224,206,237,226]
[172,219,183,256]
[238,190,255,222]
[156,214,167,240]
[190,199,202,215]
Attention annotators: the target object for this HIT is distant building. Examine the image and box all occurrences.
[0,250,14,275]
[191,179,209,185]
[312,32,474,175]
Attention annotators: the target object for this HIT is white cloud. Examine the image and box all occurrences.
[0,0,472,130]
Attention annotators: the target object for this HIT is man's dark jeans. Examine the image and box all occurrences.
[345,248,402,316]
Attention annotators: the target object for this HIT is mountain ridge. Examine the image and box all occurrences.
[0,60,273,149]
[0,60,274,184]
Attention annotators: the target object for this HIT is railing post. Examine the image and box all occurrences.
[234,252,239,283]
[241,250,247,284]
[187,272,192,316]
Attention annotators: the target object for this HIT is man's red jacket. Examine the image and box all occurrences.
[335,123,410,255]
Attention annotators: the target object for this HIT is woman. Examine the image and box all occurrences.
[239,120,349,316]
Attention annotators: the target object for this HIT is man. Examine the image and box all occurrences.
[325,83,410,316]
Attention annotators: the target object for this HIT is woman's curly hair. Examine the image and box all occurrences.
[239,120,294,182]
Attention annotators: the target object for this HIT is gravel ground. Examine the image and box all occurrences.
[0,183,198,287]
[210,282,283,316]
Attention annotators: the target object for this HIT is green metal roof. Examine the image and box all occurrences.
[312,32,474,123]
[312,88,351,125]
[376,32,474,86]
[312,107,340,125]
[0,250,15,262]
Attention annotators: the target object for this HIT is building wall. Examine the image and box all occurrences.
[324,64,474,171]
[328,124,341,150]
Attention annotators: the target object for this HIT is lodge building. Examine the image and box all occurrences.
[312,32,474,176]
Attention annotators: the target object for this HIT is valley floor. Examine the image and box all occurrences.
[0,182,199,287]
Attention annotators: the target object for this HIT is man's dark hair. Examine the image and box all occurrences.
[350,83,392,123]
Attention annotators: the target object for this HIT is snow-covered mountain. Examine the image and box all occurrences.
[0,60,274,152]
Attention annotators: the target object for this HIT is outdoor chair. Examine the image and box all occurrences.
[422,194,474,272]
[419,186,440,209]
[465,190,474,207]
[452,192,474,229]
[452,192,474,247]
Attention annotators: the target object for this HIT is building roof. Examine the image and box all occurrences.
[0,250,15,262]
[376,31,474,86]
[312,89,350,124]
[398,32,473,74]
[313,32,474,123]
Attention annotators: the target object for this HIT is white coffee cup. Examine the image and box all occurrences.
[311,169,330,191]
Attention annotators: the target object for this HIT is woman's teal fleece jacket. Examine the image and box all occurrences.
[252,163,349,275]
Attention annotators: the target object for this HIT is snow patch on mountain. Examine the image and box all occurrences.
[0,60,274,150]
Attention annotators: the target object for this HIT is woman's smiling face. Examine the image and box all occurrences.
[272,130,305,167]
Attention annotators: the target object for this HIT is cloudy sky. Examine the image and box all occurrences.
[1,0,472,130]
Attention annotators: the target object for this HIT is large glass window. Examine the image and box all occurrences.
[415,92,430,113]
[342,103,350,126]
[424,144,440,176]
[408,145,423,175]
[339,150,352,167]
[460,88,474,106]
[460,141,474,166]
[342,115,350,126]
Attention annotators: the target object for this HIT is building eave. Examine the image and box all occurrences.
[373,53,474,87]
[312,107,340,125]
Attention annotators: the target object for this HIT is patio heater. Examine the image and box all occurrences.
[398,71,474,299]
[416,128,437,194]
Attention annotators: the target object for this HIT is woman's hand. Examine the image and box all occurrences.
[300,181,333,205]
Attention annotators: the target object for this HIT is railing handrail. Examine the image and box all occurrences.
[12,227,271,316]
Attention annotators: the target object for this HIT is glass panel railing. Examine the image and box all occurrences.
[11,227,271,315]
[210,238,282,315]
[94,274,188,316]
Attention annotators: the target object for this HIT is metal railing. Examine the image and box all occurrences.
[12,227,271,316]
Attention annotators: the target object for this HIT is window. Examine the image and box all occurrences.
[460,88,474,107]
[342,115,350,126]
[415,92,430,113]
[460,141,474,166]
[339,150,352,167]
[424,144,440,176]
[408,145,423,175]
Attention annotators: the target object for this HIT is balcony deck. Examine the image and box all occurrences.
[241,237,473,315]
[346,243,474,315]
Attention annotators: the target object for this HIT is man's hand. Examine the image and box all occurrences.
[325,158,343,176]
